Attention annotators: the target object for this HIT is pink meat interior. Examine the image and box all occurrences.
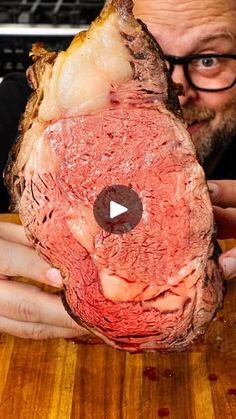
[20,106,221,351]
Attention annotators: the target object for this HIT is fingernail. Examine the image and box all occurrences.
[221,257,236,279]
[46,268,63,286]
[207,182,219,200]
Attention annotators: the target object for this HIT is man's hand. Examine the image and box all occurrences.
[0,222,87,339]
[208,180,236,280]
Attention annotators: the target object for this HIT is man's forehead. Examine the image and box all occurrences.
[133,0,236,54]
[133,0,236,29]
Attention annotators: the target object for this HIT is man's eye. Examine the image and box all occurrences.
[197,57,217,68]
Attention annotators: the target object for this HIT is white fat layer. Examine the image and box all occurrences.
[168,256,204,287]
[99,256,202,309]
[23,123,66,183]
[39,13,133,120]
[100,268,146,301]
[19,122,48,178]
[67,208,99,254]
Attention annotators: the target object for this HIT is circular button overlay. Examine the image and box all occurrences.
[93,185,143,234]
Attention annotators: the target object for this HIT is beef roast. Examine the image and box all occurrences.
[5,0,224,351]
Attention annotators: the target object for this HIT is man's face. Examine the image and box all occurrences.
[133,0,236,174]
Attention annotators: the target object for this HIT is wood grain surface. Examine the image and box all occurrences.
[0,213,235,419]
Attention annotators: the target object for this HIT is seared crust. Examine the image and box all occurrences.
[4,45,57,211]
[136,19,183,116]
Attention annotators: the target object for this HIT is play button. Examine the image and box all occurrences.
[93,184,143,234]
[110,201,128,219]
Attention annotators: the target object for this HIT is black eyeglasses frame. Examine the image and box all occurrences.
[163,53,236,92]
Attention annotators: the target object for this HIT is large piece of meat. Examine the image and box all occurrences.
[5,0,223,351]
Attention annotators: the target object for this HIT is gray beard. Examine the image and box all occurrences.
[182,102,236,176]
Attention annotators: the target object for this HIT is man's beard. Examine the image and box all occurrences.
[182,99,236,174]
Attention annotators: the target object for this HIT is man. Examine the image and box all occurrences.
[134,0,236,179]
[0,0,235,339]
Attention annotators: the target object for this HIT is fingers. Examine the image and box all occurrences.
[0,222,85,340]
[213,206,236,239]
[208,180,236,240]
[0,280,75,327]
[0,317,82,340]
[219,247,236,281]
[0,222,32,247]
[208,180,236,208]
[0,280,88,339]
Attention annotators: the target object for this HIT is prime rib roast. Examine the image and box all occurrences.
[5,0,223,351]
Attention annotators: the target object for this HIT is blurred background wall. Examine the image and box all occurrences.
[0,1,105,78]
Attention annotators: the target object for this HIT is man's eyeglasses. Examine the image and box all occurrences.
[163,53,236,92]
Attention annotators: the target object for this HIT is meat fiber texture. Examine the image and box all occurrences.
[5,0,223,352]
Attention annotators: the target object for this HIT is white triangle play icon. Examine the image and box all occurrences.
[110,201,128,219]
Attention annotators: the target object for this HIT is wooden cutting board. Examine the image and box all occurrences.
[0,213,235,419]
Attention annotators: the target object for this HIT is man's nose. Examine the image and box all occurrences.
[171,65,198,106]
